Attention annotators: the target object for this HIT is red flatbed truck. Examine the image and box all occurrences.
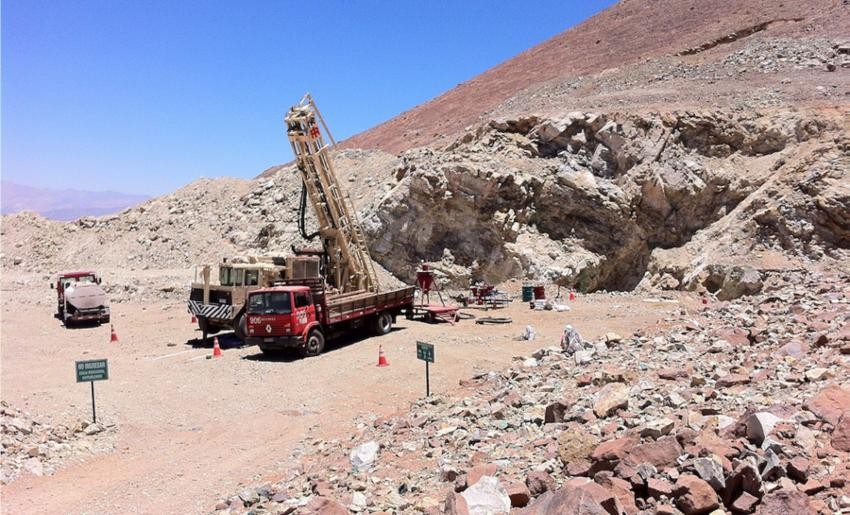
[245,283,415,357]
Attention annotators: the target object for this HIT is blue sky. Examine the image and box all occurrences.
[2,1,615,196]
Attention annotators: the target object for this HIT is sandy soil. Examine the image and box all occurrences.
[0,273,694,513]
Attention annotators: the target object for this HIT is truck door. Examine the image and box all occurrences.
[292,291,316,335]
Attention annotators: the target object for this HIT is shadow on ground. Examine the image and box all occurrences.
[184,331,247,350]
[242,326,406,363]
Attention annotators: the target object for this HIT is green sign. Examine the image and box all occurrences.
[76,359,109,382]
[416,341,434,363]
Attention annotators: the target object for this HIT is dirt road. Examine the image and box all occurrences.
[1,276,690,513]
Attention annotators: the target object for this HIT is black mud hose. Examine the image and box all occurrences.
[301,329,325,358]
[298,183,320,241]
[475,316,512,325]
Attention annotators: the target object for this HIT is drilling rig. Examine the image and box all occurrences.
[284,94,379,295]
[241,95,415,356]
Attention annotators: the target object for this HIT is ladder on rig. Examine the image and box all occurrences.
[284,94,379,294]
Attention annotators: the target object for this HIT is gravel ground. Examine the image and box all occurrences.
[0,271,687,513]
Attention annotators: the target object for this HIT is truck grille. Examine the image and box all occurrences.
[247,315,290,335]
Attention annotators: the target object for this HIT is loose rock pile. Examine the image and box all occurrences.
[1,402,117,485]
[214,271,849,513]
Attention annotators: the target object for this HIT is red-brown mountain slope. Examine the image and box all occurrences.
[341,0,848,154]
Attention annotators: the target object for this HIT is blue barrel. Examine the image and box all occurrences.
[521,284,534,302]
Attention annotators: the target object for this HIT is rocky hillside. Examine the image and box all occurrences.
[364,107,848,294]
[213,271,850,514]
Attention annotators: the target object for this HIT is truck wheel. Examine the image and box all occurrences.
[234,313,247,342]
[300,330,325,358]
[373,312,393,335]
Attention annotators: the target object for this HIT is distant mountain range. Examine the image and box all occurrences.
[1,181,150,220]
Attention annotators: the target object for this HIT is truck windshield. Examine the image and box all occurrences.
[219,267,232,286]
[248,292,292,314]
[62,275,96,288]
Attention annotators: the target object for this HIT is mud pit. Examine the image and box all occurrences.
[0,271,692,513]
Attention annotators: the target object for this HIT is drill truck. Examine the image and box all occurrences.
[244,95,415,357]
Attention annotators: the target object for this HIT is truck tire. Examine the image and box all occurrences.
[373,312,393,335]
[300,329,325,358]
[234,313,247,342]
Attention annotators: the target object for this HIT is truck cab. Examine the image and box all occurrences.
[245,286,323,357]
[187,259,287,341]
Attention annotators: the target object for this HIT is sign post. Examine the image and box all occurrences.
[75,359,109,423]
[416,341,434,397]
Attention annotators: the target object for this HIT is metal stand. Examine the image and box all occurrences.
[90,381,97,424]
[425,362,430,397]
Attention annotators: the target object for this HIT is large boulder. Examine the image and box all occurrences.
[558,428,601,464]
[349,441,380,472]
[716,266,762,301]
[624,436,683,468]
[460,476,511,515]
[519,478,619,515]
[302,497,348,515]
[754,489,813,514]
[674,474,719,515]
[593,383,630,418]
[805,386,850,426]
[832,412,850,452]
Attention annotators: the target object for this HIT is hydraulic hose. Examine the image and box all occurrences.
[298,183,320,241]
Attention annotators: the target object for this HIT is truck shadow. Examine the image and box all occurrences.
[184,331,248,350]
[59,319,107,329]
[242,327,406,363]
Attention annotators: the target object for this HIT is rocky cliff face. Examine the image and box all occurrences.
[364,109,848,295]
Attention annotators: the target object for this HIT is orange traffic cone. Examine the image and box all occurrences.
[569,291,576,301]
[376,345,389,367]
[191,314,197,324]
[110,325,119,343]
[212,337,222,358]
